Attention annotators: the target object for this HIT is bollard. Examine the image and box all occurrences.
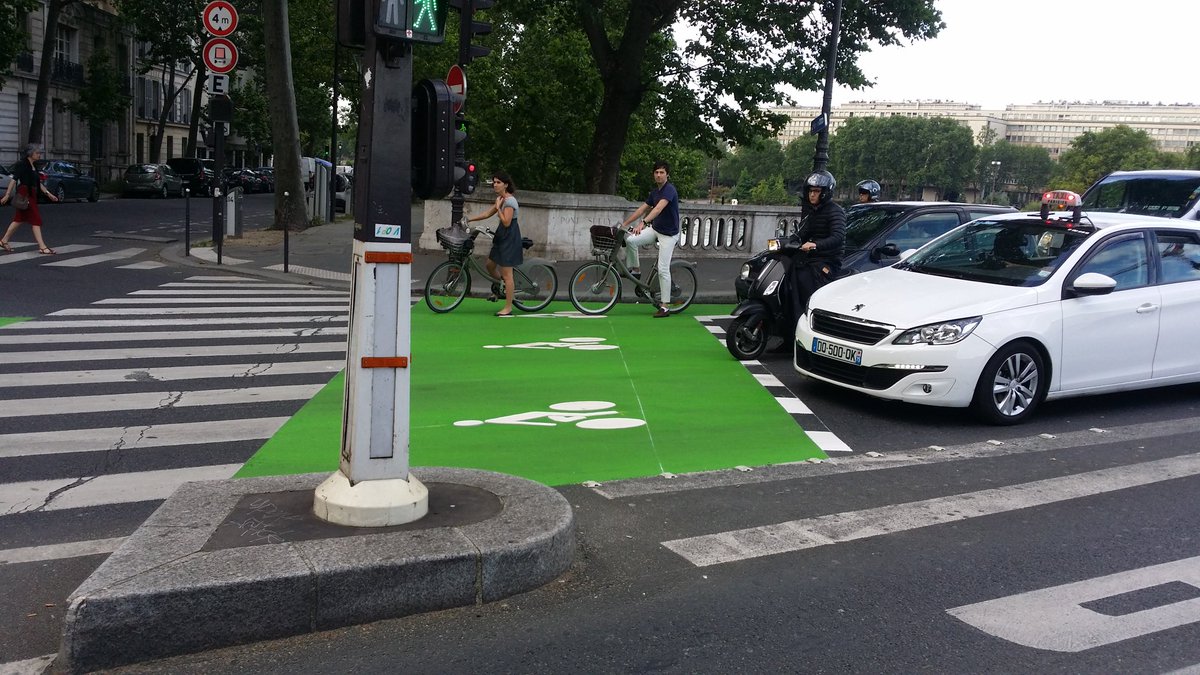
[283,191,290,274]
[184,188,191,256]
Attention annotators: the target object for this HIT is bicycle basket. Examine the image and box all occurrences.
[589,225,620,256]
[436,227,472,262]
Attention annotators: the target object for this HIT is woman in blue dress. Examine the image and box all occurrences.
[466,171,522,316]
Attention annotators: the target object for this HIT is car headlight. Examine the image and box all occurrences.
[893,317,982,345]
[740,263,751,280]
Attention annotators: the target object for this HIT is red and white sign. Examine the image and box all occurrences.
[446,65,466,114]
[202,1,238,37]
[203,38,238,74]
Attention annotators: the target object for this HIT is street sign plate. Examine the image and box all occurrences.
[446,64,466,114]
[202,0,239,37]
[207,73,230,95]
[203,38,238,74]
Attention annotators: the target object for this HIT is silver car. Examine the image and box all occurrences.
[124,163,183,198]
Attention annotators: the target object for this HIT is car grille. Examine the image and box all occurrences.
[810,310,892,345]
[795,349,916,390]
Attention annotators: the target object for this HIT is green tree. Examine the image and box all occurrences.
[830,115,975,200]
[67,51,129,129]
[497,0,944,194]
[0,0,39,91]
[749,175,791,205]
[976,140,1053,204]
[1052,125,1162,193]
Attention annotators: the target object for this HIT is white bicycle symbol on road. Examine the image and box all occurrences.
[454,400,645,430]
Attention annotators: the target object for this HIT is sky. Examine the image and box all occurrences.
[786,0,1199,110]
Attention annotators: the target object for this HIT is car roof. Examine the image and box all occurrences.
[854,201,1015,210]
[981,209,1199,232]
[1100,169,1200,179]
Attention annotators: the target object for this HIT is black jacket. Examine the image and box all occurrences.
[795,200,846,267]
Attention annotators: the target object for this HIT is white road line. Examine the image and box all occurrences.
[1,536,126,565]
[185,275,272,281]
[2,316,347,328]
[93,297,349,304]
[777,397,812,415]
[2,341,345,364]
[264,264,353,282]
[50,305,349,315]
[0,244,98,264]
[0,360,343,388]
[662,452,1200,567]
[160,281,327,289]
[0,417,291,458]
[1,383,328,418]
[804,431,853,453]
[754,373,784,387]
[42,247,145,267]
[127,289,348,296]
[0,326,348,344]
[117,260,166,270]
[0,654,56,675]
[704,325,723,335]
[0,463,241,513]
[186,248,251,264]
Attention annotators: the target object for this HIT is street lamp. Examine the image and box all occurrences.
[988,160,1002,202]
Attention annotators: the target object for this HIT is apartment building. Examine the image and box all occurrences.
[775,100,1200,156]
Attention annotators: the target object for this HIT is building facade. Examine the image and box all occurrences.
[775,100,1200,157]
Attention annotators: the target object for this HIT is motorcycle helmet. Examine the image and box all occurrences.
[856,179,881,201]
[804,171,836,204]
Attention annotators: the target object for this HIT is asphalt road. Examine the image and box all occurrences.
[2,196,1200,673]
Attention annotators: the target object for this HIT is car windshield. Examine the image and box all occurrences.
[897,219,1092,287]
[1081,174,1200,218]
[843,204,906,250]
[127,165,157,174]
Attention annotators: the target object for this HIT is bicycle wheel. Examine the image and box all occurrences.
[568,262,620,314]
[664,262,698,313]
[424,261,470,313]
[512,263,558,312]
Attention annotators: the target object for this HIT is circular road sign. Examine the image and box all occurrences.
[203,38,238,74]
[447,65,466,114]
[202,1,239,37]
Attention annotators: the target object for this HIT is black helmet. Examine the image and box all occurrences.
[804,171,836,204]
[856,179,881,200]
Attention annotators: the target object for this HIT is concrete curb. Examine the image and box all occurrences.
[57,469,575,672]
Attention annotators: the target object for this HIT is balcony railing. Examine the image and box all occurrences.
[50,56,85,86]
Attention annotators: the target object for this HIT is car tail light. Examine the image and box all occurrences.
[154,171,162,180]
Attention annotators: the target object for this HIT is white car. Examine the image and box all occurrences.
[794,191,1200,424]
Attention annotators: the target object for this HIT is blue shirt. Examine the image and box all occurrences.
[646,182,680,236]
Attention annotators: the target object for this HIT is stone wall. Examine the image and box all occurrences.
[420,190,806,260]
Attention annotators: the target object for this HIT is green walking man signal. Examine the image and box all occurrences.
[374,0,446,44]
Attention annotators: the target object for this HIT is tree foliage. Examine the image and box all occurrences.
[0,0,39,91]
[974,140,1053,205]
[66,51,130,129]
[1052,125,1166,193]
[829,115,976,200]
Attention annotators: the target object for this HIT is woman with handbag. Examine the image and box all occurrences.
[1,144,61,254]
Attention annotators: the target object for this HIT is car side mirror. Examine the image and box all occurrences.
[1066,272,1117,298]
[871,242,901,262]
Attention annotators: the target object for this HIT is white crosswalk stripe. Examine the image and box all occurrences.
[42,247,146,267]
[0,274,347,572]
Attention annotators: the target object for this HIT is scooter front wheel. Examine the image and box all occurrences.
[726,311,770,361]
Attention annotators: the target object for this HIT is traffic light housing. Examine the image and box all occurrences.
[451,0,492,65]
[458,160,478,195]
[411,79,456,199]
[373,0,448,44]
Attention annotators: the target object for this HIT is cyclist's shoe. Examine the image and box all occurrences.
[629,268,641,279]
[653,306,671,318]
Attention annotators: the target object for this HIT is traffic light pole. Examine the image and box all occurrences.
[313,29,428,527]
[812,0,843,175]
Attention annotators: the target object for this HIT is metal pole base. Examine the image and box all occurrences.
[313,471,429,527]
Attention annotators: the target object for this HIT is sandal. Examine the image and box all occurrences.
[495,310,513,317]
[0,241,12,253]
[38,248,56,255]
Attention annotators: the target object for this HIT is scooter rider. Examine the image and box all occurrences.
[787,171,846,323]
[856,179,881,203]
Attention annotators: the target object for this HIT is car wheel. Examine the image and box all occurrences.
[726,311,770,361]
[972,341,1046,425]
[55,186,66,203]
[159,185,168,199]
[88,186,99,202]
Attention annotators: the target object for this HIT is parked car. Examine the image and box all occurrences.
[736,201,1017,301]
[222,168,264,193]
[123,163,183,198]
[165,157,216,197]
[253,167,275,193]
[1080,169,1200,220]
[34,160,99,202]
[0,163,10,194]
[335,172,351,212]
[794,190,1200,425]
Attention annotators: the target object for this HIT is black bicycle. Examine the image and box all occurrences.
[567,224,697,315]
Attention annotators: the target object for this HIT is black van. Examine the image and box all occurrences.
[165,157,215,197]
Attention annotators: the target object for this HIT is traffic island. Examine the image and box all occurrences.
[56,468,575,672]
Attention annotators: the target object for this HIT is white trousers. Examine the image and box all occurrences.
[624,228,680,306]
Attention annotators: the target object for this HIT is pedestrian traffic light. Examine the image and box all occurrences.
[450,0,492,65]
[411,78,455,199]
[458,160,478,195]
[374,0,447,45]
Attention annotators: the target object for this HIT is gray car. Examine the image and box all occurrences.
[124,163,183,198]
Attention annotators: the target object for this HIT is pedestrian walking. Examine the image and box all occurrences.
[466,171,521,317]
[619,160,680,317]
[0,144,60,254]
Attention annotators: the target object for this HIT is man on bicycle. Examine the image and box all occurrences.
[619,160,680,318]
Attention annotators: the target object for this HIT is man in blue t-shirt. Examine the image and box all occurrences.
[620,161,681,318]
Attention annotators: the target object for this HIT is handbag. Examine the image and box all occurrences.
[12,191,29,211]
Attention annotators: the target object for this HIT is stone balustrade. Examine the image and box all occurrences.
[420,190,805,260]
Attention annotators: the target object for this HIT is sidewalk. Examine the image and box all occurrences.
[162,215,745,305]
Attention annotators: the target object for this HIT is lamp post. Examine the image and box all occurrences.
[988,160,1002,202]
[812,0,844,174]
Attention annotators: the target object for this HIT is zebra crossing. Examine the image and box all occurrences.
[0,241,167,269]
[0,276,348,641]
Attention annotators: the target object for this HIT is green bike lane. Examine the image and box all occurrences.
[238,300,827,485]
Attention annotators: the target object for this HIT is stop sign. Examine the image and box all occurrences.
[446,65,466,114]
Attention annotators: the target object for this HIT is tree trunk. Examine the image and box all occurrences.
[185,59,207,157]
[27,0,75,145]
[584,81,643,194]
[261,0,307,229]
